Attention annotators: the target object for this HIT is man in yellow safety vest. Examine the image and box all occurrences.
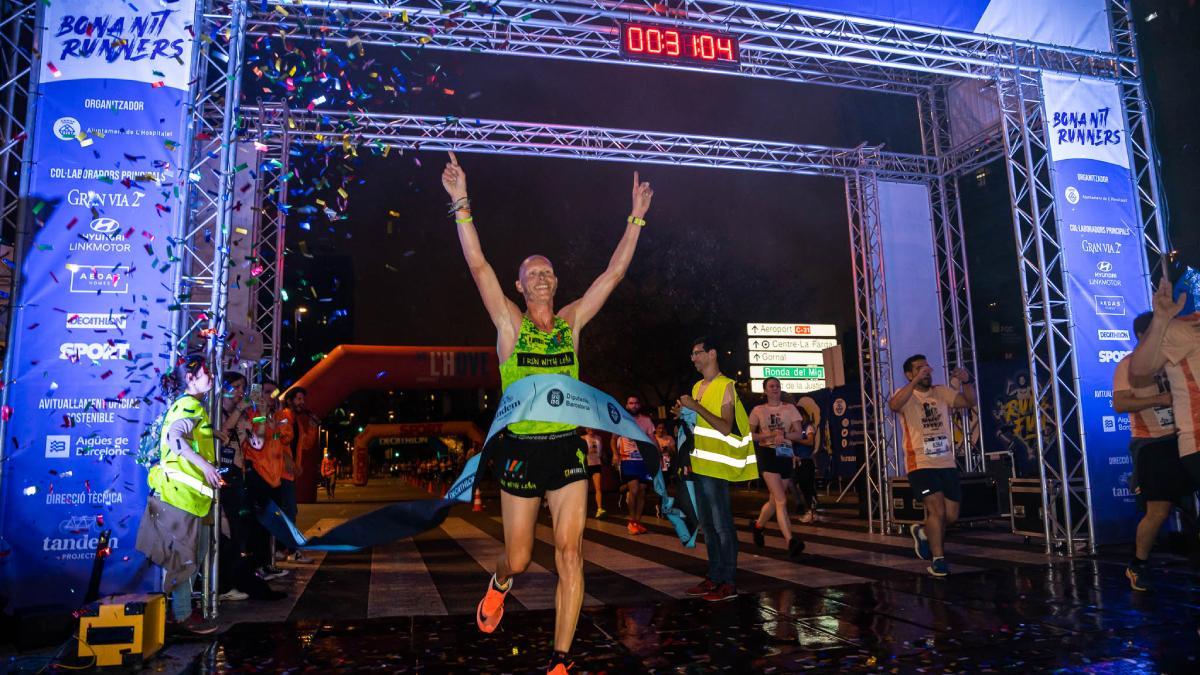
[677,336,757,602]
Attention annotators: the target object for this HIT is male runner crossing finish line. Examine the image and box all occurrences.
[442,152,654,674]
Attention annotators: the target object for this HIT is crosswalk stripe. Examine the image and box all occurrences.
[734,523,984,575]
[220,518,340,624]
[439,517,604,610]
[530,521,703,598]
[584,517,869,587]
[762,521,1052,565]
[369,539,447,618]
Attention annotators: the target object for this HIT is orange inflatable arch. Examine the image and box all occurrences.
[352,422,486,487]
[284,345,498,500]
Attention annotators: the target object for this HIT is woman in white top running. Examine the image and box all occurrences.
[748,378,806,558]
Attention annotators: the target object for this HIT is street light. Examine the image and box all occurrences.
[293,306,308,346]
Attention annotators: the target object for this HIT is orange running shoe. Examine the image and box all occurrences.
[633,522,649,534]
[627,520,640,535]
[476,574,511,633]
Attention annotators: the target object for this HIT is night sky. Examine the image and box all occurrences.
[279,0,1200,407]
[284,49,918,397]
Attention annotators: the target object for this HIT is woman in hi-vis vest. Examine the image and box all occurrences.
[138,354,223,636]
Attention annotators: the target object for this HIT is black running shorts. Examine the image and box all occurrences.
[907,467,962,503]
[493,431,589,498]
[1131,435,1190,504]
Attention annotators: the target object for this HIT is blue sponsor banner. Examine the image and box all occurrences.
[1041,73,1151,546]
[0,0,196,611]
[765,1,1111,53]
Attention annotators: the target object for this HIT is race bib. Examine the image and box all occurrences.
[1153,406,1176,429]
[922,435,951,457]
[774,445,794,458]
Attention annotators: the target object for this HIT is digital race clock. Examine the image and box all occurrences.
[619,22,740,68]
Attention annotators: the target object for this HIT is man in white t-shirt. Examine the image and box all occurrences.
[888,354,976,577]
[1131,278,1200,489]
[611,395,656,535]
[1114,311,1187,592]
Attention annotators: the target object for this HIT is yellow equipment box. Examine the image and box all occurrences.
[77,593,165,667]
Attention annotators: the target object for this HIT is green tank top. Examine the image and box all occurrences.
[499,315,579,435]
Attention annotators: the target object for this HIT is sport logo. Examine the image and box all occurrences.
[1064,186,1080,204]
[1098,350,1132,364]
[546,389,564,407]
[89,217,120,235]
[45,434,71,459]
[59,342,131,361]
[53,116,81,141]
[607,402,622,425]
[1093,295,1126,316]
[1098,329,1129,341]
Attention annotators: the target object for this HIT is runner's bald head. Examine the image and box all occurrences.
[519,255,554,279]
[516,255,558,305]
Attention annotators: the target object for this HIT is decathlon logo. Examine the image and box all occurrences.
[66,312,127,331]
[53,117,81,141]
[59,342,131,362]
[1098,350,1132,364]
[89,217,120,235]
[607,402,622,425]
[46,434,71,459]
[546,389,564,407]
[1064,186,1080,205]
[1098,329,1129,341]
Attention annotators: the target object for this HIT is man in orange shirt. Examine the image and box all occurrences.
[278,388,318,564]
[321,454,339,499]
[242,379,290,581]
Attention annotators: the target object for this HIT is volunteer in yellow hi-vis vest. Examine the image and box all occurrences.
[148,390,219,519]
[676,336,757,603]
[142,354,223,633]
[442,151,654,674]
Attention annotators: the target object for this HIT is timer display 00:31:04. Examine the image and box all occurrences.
[619,22,740,67]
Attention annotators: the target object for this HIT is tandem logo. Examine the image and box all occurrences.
[1098,329,1130,341]
[59,342,131,362]
[1098,350,1132,364]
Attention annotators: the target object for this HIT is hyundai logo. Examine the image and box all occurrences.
[89,217,120,235]
[1096,260,1113,272]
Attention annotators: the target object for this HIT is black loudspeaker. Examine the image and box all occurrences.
[889,472,1001,525]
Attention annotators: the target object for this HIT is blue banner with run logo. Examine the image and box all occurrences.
[1041,73,1154,545]
[0,0,198,611]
